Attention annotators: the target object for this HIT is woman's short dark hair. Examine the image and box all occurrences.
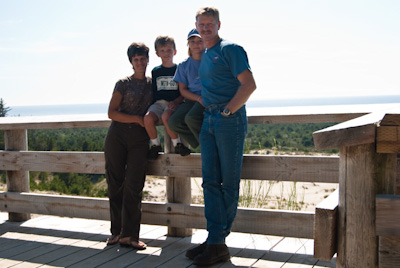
[127,42,149,63]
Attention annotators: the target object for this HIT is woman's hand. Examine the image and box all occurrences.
[136,116,145,127]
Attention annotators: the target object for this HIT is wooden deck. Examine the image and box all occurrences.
[0,213,336,268]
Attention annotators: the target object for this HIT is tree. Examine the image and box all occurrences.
[0,98,11,117]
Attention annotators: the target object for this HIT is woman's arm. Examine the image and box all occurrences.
[107,91,145,126]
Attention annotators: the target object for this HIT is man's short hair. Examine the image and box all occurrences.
[127,42,149,63]
[154,36,176,51]
[196,6,220,22]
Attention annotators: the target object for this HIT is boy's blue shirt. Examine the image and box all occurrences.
[199,39,251,107]
[173,57,202,96]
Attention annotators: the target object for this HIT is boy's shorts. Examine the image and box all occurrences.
[148,99,169,119]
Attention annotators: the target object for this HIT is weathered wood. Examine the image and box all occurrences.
[379,108,400,126]
[164,130,192,237]
[0,114,111,130]
[377,126,400,153]
[379,236,400,268]
[232,207,314,239]
[0,112,368,131]
[313,111,386,150]
[0,191,314,238]
[337,144,396,268]
[247,113,366,125]
[314,189,338,261]
[0,151,339,183]
[0,151,106,174]
[376,194,400,237]
[0,211,320,268]
[397,155,400,195]
[241,154,338,182]
[4,129,30,222]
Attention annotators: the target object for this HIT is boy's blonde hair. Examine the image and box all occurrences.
[154,36,176,51]
[196,6,220,22]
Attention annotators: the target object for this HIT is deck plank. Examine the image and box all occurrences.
[281,239,318,267]
[0,213,336,268]
[219,234,284,267]
[125,235,195,268]
[72,226,170,268]
[96,226,170,268]
[251,237,308,267]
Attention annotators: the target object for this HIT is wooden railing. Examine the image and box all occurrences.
[1,106,399,267]
[313,108,400,268]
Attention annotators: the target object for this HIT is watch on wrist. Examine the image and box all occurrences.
[222,108,232,116]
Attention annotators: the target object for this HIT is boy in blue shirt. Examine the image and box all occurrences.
[144,36,191,160]
[168,28,205,150]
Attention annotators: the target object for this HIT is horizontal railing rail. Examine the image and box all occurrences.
[0,151,339,183]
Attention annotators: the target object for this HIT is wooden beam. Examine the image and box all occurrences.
[313,111,386,150]
[247,113,366,125]
[241,154,339,182]
[376,195,400,237]
[0,151,339,183]
[379,236,400,268]
[377,126,400,153]
[0,151,106,174]
[0,112,368,130]
[0,114,111,130]
[379,108,400,126]
[314,189,338,261]
[0,191,315,239]
[233,207,314,239]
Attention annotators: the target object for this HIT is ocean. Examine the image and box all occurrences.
[7,95,400,117]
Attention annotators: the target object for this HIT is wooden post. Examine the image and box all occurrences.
[164,129,192,237]
[5,129,31,221]
[337,143,396,268]
[313,110,400,268]
[314,189,339,260]
[396,154,400,195]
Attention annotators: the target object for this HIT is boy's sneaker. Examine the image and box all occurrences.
[193,243,230,266]
[148,145,162,160]
[175,143,191,156]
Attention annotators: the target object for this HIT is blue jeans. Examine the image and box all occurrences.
[200,105,247,244]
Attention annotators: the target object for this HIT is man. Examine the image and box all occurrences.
[186,6,257,266]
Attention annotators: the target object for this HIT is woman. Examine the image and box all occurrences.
[168,28,205,150]
[104,42,153,250]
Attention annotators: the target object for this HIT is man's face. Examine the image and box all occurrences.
[196,15,220,43]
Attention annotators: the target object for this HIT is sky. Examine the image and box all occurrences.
[0,0,399,107]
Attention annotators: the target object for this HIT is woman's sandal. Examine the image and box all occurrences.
[119,237,147,250]
[106,234,120,245]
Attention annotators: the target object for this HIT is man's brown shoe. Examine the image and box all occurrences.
[193,243,230,266]
[186,241,207,260]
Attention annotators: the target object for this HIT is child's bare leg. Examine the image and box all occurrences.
[144,111,159,140]
[162,109,179,140]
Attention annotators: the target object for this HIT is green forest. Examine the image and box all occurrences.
[0,122,338,197]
